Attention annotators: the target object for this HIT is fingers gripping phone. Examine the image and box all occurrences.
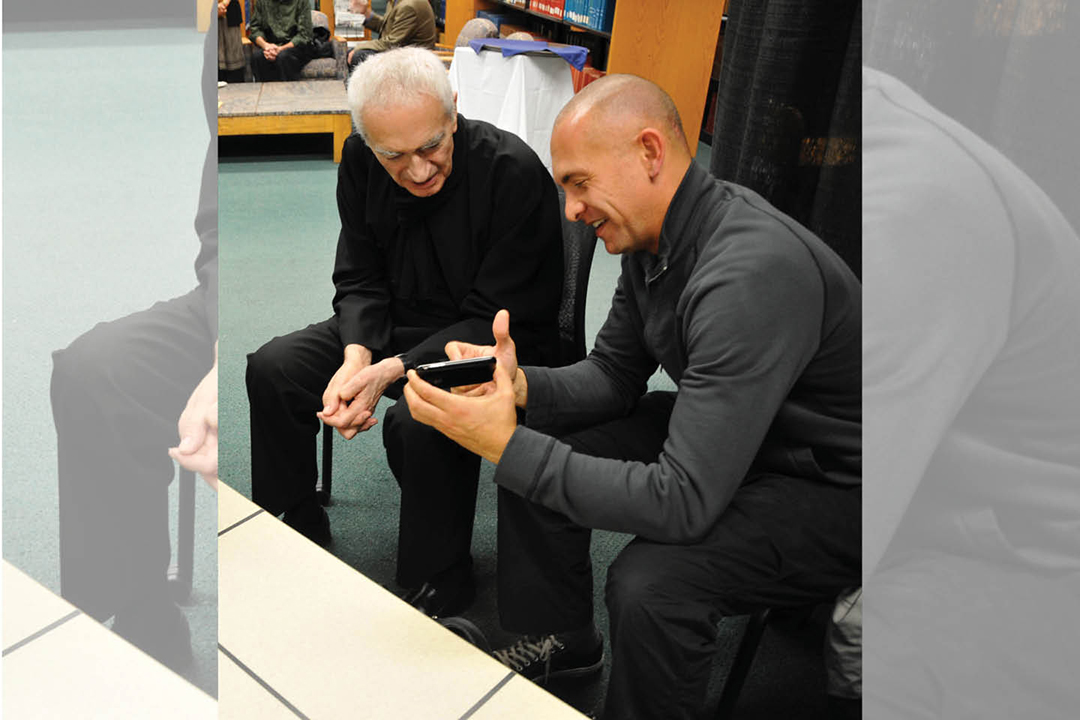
[414,356,497,390]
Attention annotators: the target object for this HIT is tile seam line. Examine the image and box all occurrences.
[3,609,82,656]
[219,643,311,719]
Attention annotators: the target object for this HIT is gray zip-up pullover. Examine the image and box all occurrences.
[493,162,862,544]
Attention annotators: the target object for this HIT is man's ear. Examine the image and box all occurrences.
[639,128,665,181]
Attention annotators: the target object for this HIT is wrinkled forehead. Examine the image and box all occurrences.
[363,94,452,153]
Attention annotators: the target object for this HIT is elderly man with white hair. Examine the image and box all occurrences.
[246,48,563,617]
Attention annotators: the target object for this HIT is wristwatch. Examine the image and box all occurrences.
[394,353,415,373]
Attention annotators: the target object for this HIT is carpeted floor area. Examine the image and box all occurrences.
[218,142,836,718]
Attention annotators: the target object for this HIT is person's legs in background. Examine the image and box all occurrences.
[275,43,318,81]
[52,289,214,671]
[347,47,381,75]
[249,46,273,82]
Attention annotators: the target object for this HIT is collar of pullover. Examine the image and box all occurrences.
[638,161,715,285]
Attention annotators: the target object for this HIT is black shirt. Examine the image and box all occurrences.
[332,115,564,368]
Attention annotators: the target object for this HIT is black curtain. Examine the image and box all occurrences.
[865,0,1080,238]
[710,0,862,276]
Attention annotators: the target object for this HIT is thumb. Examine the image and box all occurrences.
[177,415,207,454]
[493,309,511,348]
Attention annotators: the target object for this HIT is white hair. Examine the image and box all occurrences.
[346,47,455,141]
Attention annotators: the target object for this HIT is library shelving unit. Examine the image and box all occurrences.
[444,0,725,155]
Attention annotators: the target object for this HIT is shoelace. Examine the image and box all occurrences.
[492,634,565,683]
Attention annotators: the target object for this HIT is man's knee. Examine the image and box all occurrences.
[382,396,439,449]
[605,546,676,627]
[382,397,476,482]
[605,542,726,631]
[246,336,295,395]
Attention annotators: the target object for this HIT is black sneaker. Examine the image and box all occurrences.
[492,634,604,685]
[283,502,332,547]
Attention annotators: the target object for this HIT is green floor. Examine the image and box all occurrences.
[3,28,218,696]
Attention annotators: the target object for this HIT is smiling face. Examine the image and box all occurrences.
[551,114,658,256]
[363,94,457,197]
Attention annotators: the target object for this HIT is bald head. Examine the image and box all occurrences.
[550,75,693,257]
[554,74,689,153]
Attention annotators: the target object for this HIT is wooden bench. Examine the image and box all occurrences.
[218,79,353,163]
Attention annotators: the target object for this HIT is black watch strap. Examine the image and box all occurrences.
[395,353,415,373]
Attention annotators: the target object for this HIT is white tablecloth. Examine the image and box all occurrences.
[448,46,576,173]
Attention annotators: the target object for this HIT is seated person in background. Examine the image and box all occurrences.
[248,0,317,81]
[454,17,498,47]
[346,0,437,70]
[404,75,862,720]
[246,48,563,617]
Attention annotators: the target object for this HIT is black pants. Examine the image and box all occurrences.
[347,47,381,74]
[246,317,481,588]
[52,290,215,621]
[251,43,317,82]
[498,392,862,720]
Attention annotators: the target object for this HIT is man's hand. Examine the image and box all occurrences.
[218,1,227,18]
[404,362,518,464]
[445,309,528,407]
[321,344,372,414]
[264,43,281,60]
[169,357,219,490]
[350,0,372,17]
[318,356,404,439]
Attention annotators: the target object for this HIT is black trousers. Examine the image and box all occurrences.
[52,290,215,621]
[497,392,862,720]
[347,47,381,74]
[251,43,317,82]
[246,317,481,588]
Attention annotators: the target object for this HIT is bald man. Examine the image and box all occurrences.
[404,75,862,719]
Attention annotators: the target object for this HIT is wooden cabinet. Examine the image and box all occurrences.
[444,0,723,153]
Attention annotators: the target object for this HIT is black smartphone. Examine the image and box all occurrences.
[414,356,497,389]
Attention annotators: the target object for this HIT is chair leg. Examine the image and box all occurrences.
[168,468,196,604]
[715,608,771,718]
[317,422,333,506]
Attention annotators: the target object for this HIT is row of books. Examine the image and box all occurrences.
[570,65,606,93]
[527,0,616,33]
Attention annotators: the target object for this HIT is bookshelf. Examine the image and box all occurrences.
[444,0,724,155]
[481,0,613,39]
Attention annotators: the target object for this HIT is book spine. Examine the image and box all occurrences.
[600,0,615,32]
[571,0,585,25]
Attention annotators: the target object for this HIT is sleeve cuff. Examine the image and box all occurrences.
[519,365,559,430]
[493,426,556,501]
